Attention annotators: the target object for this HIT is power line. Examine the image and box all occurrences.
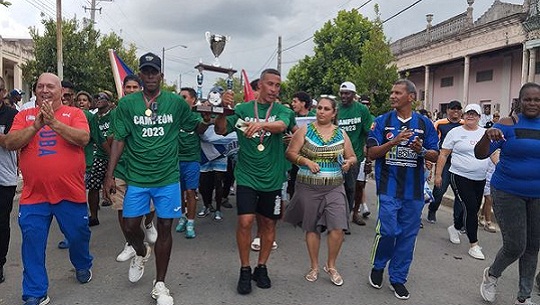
[382,0,425,24]
[256,48,278,76]
[24,0,55,18]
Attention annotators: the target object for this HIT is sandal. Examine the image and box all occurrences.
[352,214,366,226]
[323,265,344,286]
[251,237,261,251]
[305,268,319,282]
[484,222,497,233]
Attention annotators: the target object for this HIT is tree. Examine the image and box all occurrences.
[214,76,244,104]
[21,18,137,98]
[284,8,398,115]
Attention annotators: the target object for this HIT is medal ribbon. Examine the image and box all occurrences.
[143,91,161,114]
[253,101,274,147]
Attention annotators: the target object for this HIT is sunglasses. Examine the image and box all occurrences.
[150,102,158,122]
[319,94,337,101]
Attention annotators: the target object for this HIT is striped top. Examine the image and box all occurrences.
[297,123,345,186]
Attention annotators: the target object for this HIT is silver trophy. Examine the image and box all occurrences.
[205,31,230,67]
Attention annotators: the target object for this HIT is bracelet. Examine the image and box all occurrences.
[295,155,303,165]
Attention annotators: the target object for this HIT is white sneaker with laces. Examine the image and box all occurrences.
[480,267,497,302]
[145,222,158,244]
[152,281,174,305]
[116,243,136,262]
[129,243,151,283]
[469,245,485,260]
[447,225,461,244]
[360,203,370,218]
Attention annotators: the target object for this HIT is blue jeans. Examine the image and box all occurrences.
[428,160,463,225]
[19,201,93,299]
[489,188,540,301]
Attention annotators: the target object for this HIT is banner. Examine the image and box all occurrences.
[242,69,255,102]
[108,49,134,98]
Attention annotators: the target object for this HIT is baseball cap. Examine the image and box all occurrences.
[139,52,161,71]
[464,103,482,115]
[10,89,25,97]
[339,81,356,93]
[447,100,462,109]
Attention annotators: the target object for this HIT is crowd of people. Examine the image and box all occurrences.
[0,52,539,305]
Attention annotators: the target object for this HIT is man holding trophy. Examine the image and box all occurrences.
[215,68,291,295]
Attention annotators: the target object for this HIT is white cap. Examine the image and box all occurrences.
[339,81,356,93]
[464,103,482,115]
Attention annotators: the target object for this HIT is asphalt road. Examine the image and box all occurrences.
[0,180,531,305]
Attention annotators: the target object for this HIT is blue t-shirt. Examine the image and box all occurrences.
[489,114,540,198]
[367,111,439,200]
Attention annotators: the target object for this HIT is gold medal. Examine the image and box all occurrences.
[257,144,265,151]
[145,108,152,117]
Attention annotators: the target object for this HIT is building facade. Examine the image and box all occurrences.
[391,0,540,117]
[0,36,33,101]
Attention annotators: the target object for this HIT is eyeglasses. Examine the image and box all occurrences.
[150,102,158,122]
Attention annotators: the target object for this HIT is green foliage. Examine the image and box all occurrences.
[283,8,398,116]
[21,18,137,99]
[214,76,244,104]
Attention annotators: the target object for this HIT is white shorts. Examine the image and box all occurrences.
[356,160,366,182]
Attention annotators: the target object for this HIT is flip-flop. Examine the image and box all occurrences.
[251,237,261,251]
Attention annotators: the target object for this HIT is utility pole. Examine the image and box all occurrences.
[83,0,112,24]
[56,0,63,79]
[277,36,282,74]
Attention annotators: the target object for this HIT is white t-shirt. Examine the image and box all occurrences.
[442,126,489,181]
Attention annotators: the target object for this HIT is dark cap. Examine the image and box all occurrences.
[139,52,161,71]
[447,100,462,109]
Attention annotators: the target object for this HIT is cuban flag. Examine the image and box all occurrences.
[242,69,255,102]
[108,49,134,98]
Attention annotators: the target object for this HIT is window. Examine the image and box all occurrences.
[476,70,493,82]
[535,62,540,74]
[440,76,454,87]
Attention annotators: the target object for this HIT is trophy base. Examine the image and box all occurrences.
[193,104,234,115]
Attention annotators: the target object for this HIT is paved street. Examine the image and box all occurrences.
[0,180,529,305]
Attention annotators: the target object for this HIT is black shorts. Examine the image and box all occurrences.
[86,158,108,190]
[236,185,282,220]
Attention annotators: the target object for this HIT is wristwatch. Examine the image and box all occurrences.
[418,147,427,157]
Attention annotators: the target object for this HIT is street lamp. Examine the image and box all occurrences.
[162,43,188,75]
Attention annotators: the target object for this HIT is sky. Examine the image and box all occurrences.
[0,0,525,93]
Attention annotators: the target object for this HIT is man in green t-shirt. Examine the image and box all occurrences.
[103,53,212,304]
[337,81,373,227]
[215,68,290,295]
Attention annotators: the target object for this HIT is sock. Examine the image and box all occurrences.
[187,219,194,225]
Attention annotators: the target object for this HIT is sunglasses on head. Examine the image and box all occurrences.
[319,94,337,101]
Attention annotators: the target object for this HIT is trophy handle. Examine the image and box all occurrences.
[205,31,212,44]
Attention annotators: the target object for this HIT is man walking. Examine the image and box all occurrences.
[5,73,93,305]
[215,68,291,295]
[367,79,439,300]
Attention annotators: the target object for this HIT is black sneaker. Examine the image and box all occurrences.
[221,198,233,209]
[369,268,383,289]
[427,210,437,223]
[237,266,252,295]
[390,283,410,300]
[252,264,271,289]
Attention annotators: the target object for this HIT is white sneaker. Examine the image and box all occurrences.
[469,245,485,260]
[152,281,174,305]
[360,203,371,218]
[272,241,278,250]
[447,225,461,244]
[116,243,136,262]
[480,267,497,302]
[129,243,151,283]
[145,222,158,244]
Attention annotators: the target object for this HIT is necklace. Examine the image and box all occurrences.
[312,123,338,144]
[253,101,274,151]
[143,91,161,117]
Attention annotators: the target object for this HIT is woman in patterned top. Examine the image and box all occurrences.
[284,96,356,286]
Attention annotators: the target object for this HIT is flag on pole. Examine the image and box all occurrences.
[108,49,134,98]
[242,69,255,102]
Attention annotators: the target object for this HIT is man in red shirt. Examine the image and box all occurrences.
[5,73,93,305]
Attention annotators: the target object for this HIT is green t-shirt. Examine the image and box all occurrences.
[337,101,373,162]
[91,109,112,160]
[178,112,202,162]
[83,110,95,172]
[107,109,127,180]
[225,101,291,191]
[114,91,201,187]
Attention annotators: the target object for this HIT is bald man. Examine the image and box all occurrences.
[5,73,93,305]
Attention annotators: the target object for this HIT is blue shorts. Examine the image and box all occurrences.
[179,161,200,191]
[124,183,182,219]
